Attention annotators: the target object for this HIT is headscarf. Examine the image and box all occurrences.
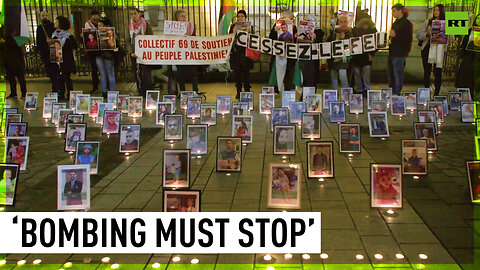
[52,29,70,47]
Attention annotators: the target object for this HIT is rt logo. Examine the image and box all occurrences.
[445,12,469,35]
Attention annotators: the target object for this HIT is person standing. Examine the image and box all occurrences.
[229,10,253,100]
[417,4,446,96]
[84,11,100,94]
[326,14,353,90]
[388,3,413,95]
[351,14,377,94]
[1,27,27,98]
[297,15,324,88]
[52,16,77,100]
[174,10,199,94]
[126,7,154,97]
[96,18,118,99]
[36,10,56,92]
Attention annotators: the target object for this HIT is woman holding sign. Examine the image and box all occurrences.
[417,4,446,96]
[326,13,353,91]
[229,10,253,100]
[96,18,118,99]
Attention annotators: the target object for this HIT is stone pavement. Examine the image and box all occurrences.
[2,78,478,269]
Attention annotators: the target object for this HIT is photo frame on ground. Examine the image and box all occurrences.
[307,141,334,178]
[187,97,202,119]
[24,92,38,110]
[187,125,208,155]
[107,91,119,108]
[217,95,231,115]
[162,95,177,113]
[370,164,402,208]
[271,108,289,132]
[201,104,217,126]
[349,94,363,114]
[76,94,90,115]
[117,95,129,113]
[367,90,381,110]
[128,97,143,117]
[57,109,74,134]
[302,87,315,101]
[156,102,172,125]
[413,122,437,151]
[0,163,20,206]
[404,92,417,111]
[267,163,301,209]
[461,101,475,123]
[368,112,389,138]
[96,103,114,124]
[433,95,449,116]
[163,190,200,212]
[466,161,480,203]
[259,94,274,114]
[232,102,249,116]
[339,124,361,153]
[52,103,67,124]
[216,137,242,172]
[57,164,90,211]
[232,115,253,144]
[427,101,444,123]
[43,97,58,118]
[119,124,141,153]
[240,92,254,111]
[289,102,306,124]
[391,96,406,115]
[341,88,353,105]
[163,149,190,189]
[69,91,82,111]
[145,90,160,110]
[6,113,22,124]
[282,91,296,108]
[164,115,183,141]
[381,88,393,106]
[417,88,431,106]
[5,137,29,171]
[302,112,321,139]
[305,94,322,112]
[102,110,121,134]
[402,139,428,175]
[274,125,296,155]
[181,91,196,110]
[329,101,346,123]
[65,123,86,152]
[7,122,27,137]
[449,91,462,111]
[75,141,100,175]
[323,90,337,109]
[371,100,387,112]
[89,98,103,118]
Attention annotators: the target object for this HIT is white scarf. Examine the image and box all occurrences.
[52,29,70,47]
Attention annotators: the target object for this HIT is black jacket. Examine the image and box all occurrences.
[389,16,413,57]
[229,24,253,71]
[36,20,55,58]
[52,33,78,74]
[351,19,377,67]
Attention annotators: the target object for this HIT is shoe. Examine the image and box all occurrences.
[90,89,98,94]
[20,95,25,99]
[7,94,17,99]
[235,93,240,100]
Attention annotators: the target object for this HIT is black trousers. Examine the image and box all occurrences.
[57,70,73,99]
[284,59,296,91]
[131,57,153,96]
[421,48,442,96]
[176,65,198,92]
[6,64,27,97]
[41,55,57,92]
[87,53,99,91]
[233,68,251,94]
[299,60,316,87]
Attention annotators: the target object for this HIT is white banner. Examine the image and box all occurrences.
[0,212,321,254]
[135,34,235,65]
[163,20,189,36]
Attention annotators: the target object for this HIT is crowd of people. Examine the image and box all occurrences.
[1,4,478,101]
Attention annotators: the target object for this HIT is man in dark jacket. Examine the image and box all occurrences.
[0,27,27,98]
[388,3,413,95]
[36,10,56,92]
[352,14,377,94]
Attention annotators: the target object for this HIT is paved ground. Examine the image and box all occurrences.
[1,77,478,269]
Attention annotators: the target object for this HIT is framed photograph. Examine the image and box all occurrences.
[371,164,402,208]
[402,139,427,175]
[391,96,406,115]
[45,92,58,99]
[217,137,242,172]
[449,91,462,111]
[339,124,361,153]
[107,91,119,107]
[329,101,346,123]
[69,91,82,111]
[349,94,364,114]
[43,97,58,118]
[57,165,90,211]
[187,125,208,155]
[24,92,38,110]
[98,27,117,50]
[232,115,253,144]
[302,112,321,139]
[268,163,301,209]
[156,102,172,126]
[181,91,195,110]
[414,122,437,151]
[145,90,160,110]
[466,161,480,203]
[57,109,74,133]
[302,87,315,101]
[341,87,353,104]
[65,123,86,152]
[232,102,249,116]
[128,97,143,117]
[164,115,183,141]
[240,92,254,111]
[372,100,387,112]
[417,110,437,123]
[89,97,103,118]
[427,101,444,123]
[65,114,85,134]
[307,141,334,178]
[200,104,217,126]
[187,97,202,119]
[5,108,18,114]
[289,101,306,124]
[7,122,27,137]
[417,88,431,106]
[5,137,30,171]
[271,108,289,131]
[163,190,200,212]
[76,94,90,114]
[380,88,393,106]
[404,92,417,111]
[119,124,140,153]
[102,111,121,134]
[259,94,274,114]
[305,94,322,112]
[367,90,381,110]
[461,102,475,123]
[323,90,338,109]
[274,125,296,155]
[0,163,20,206]
[52,103,67,124]
[217,95,231,115]
[262,86,275,94]
[96,103,114,124]
[6,113,22,124]
[163,95,177,113]
[458,88,471,101]
[368,112,389,138]
[431,20,447,44]
[82,28,99,51]
[114,94,128,113]
[163,149,190,188]
[75,141,100,175]
[282,91,296,108]
[433,95,449,116]
[50,39,62,63]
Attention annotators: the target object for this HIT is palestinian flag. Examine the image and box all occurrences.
[218,0,235,35]
[3,0,30,46]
